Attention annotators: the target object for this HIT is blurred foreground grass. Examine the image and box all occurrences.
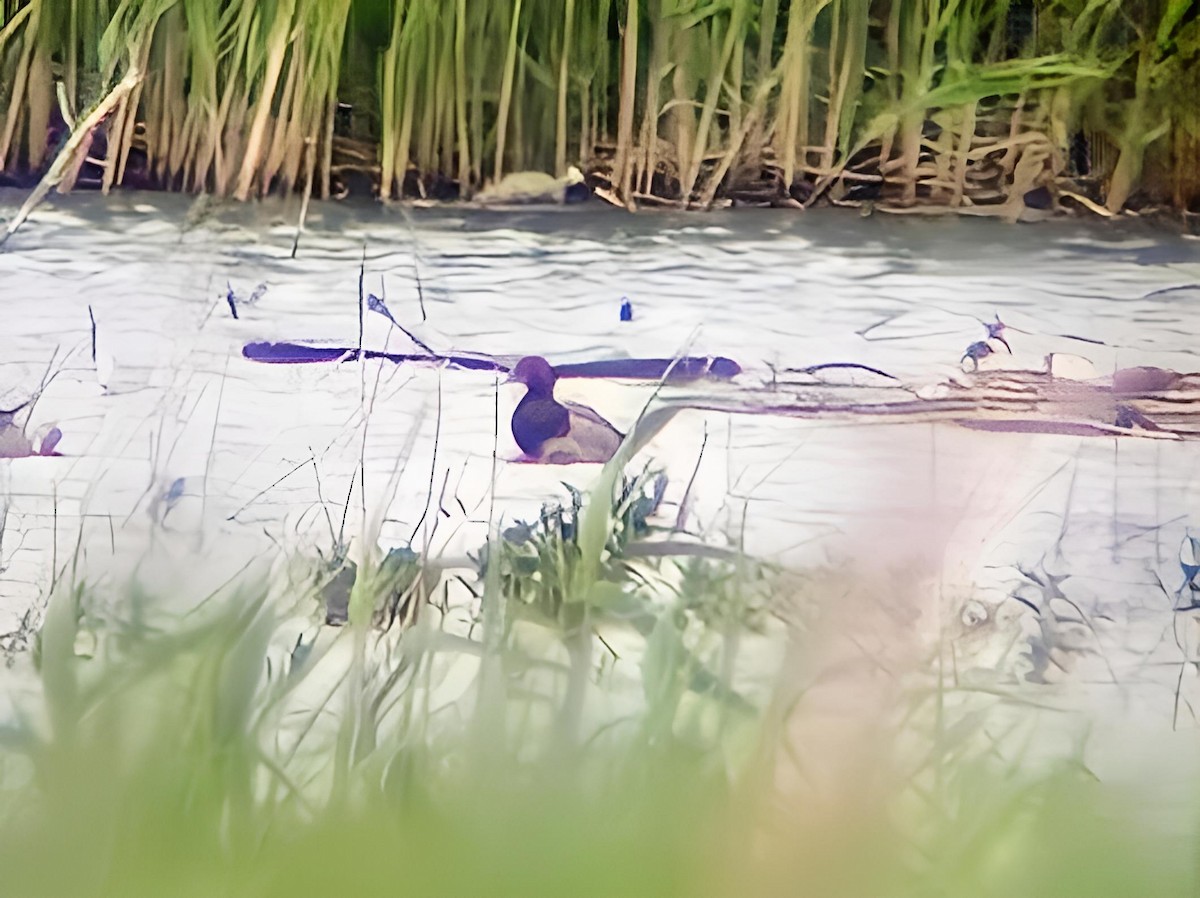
[1,472,1197,897]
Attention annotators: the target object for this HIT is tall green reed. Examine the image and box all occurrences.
[2,482,1196,896]
[2,0,1197,211]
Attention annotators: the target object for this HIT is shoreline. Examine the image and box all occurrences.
[3,186,1198,245]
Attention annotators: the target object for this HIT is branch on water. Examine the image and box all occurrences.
[1,65,144,247]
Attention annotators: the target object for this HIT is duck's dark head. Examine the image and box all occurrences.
[508,356,558,395]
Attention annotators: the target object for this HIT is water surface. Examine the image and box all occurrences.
[2,191,1199,739]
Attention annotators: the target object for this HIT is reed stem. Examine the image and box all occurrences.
[0,0,1191,212]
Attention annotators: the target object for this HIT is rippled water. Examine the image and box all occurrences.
[2,191,1199,734]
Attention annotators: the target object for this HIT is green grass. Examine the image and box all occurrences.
[1,466,1198,897]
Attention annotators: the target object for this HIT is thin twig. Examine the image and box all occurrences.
[291,137,317,259]
[414,254,427,322]
[792,362,899,380]
[310,452,339,548]
[369,287,438,355]
[357,242,366,357]
[50,487,58,593]
[88,305,97,363]
[201,356,230,526]
[410,374,443,544]
[674,426,707,532]
[22,348,62,427]
[339,468,357,547]
[488,376,499,528]
[55,81,76,129]
[226,459,311,521]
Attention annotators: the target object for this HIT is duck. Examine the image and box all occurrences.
[476,166,589,205]
[507,356,624,464]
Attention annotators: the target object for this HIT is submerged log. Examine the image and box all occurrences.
[240,341,1200,441]
[242,342,742,381]
[673,365,1200,441]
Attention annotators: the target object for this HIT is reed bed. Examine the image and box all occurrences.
[0,0,1196,212]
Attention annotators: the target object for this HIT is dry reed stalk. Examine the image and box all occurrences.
[555,0,574,177]
[0,0,1188,213]
[106,37,153,192]
[998,93,1028,177]
[728,23,743,145]
[493,0,523,185]
[319,98,335,199]
[320,1,353,198]
[965,130,1057,161]
[734,0,778,181]
[817,0,867,175]
[66,0,79,112]
[292,135,316,258]
[100,87,129,193]
[218,93,248,195]
[775,0,825,187]
[2,63,143,245]
[454,0,471,191]
[176,0,219,191]
[53,84,87,194]
[1104,39,1172,214]
[234,0,297,201]
[0,4,34,54]
[24,34,52,173]
[679,0,750,204]
[665,18,695,199]
[699,73,777,208]
[208,2,256,195]
[396,26,418,197]
[281,38,317,194]
[1001,136,1051,222]
[261,39,302,193]
[160,16,193,184]
[510,16,528,175]
[378,0,405,198]
[469,8,486,184]
[613,0,638,205]
[418,10,439,177]
[0,0,40,172]
[638,0,668,194]
[951,105,977,206]
[892,0,931,206]
[442,10,460,177]
[757,0,777,78]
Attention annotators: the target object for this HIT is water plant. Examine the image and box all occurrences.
[1,471,1197,896]
[1,0,1196,212]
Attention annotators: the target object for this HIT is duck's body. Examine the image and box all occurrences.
[476,167,589,206]
[509,356,623,464]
